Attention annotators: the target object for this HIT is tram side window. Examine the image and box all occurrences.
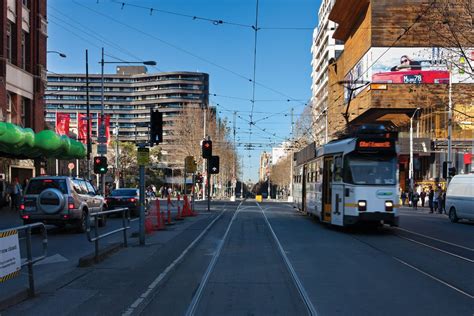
[334,157,343,182]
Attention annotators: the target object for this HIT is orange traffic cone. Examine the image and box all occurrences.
[154,199,165,230]
[175,194,184,220]
[145,215,154,234]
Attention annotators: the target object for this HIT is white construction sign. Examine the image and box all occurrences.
[0,230,21,282]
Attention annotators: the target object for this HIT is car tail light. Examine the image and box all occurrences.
[358,200,367,212]
[20,204,25,210]
[129,198,136,203]
[22,215,29,220]
[63,215,69,219]
[68,197,75,210]
[43,179,53,183]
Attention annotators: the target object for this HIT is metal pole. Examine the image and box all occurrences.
[447,68,453,183]
[288,107,294,202]
[231,111,237,201]
[86,49,92,180]
[94,215,99,263]
[26,226,35,297]
[115,121,120,189]
[122,209,128,248]
[409,113,415,193]
[202,107,207,200]
[207,162,211,212]
[191,173,195,212]
[100,47,106,196]
[139,162,145,245]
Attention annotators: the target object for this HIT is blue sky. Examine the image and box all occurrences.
[47,0,320,183]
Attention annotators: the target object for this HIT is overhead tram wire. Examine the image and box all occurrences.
[71,1,308,113]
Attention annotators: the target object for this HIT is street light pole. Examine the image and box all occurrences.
[409,108,420,193]
[447,68,453,183]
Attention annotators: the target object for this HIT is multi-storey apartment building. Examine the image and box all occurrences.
[45,68,209,167]
[0,0,48,181]
[327,0,473,190]
[259,151,271,182]
[310,0,344,146]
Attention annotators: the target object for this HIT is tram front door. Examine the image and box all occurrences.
[322,157,333,223]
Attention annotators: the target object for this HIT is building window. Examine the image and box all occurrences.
[6,94,12,123]
[21,32,26,69]
[6,23,12,62]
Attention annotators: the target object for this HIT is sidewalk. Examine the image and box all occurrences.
[0,203,216,314]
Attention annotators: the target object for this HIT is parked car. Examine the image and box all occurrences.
[106,188,141,217]
[445,174,474,223]
[20,176,107,232]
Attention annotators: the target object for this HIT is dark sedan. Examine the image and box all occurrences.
[106,188,140,216]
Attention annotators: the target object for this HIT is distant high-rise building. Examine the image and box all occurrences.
[259,151,271,182]
[45,69,209,166]
[310,0,344,146]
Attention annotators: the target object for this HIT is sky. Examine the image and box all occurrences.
[47,0,321,183]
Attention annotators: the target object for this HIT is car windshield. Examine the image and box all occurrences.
[344,154,397,185]
[110,189,137,197]
[26,179,68,194]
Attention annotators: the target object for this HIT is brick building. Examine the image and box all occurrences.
[0,0,48,181]
[327,0,473,190]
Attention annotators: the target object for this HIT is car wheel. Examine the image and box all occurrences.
[449,207,459,223]
[77,211,88,233]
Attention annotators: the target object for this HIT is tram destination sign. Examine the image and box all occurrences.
[357,140,394,151]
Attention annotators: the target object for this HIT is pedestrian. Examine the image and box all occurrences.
[10,178,22,211]
[428,186,434,213]
[433,186,441,213]
[412,191,419,210]
[401,191,407,206]
[420,190,426,208]
[440,190,446,214]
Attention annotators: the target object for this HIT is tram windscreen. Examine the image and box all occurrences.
[344,154,397,185]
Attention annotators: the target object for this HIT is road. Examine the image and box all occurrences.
[2,201,473,315]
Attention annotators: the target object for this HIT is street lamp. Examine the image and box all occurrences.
[47,50,67,176]
[47,50,66,58]
[409,107,421,193]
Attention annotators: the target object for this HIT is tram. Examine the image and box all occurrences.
[293,125,399,227]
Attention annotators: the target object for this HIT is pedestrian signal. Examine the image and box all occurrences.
[93,156,108,174]
[150,109,163,146]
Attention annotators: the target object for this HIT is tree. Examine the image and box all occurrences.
[270,155,291,188]
[292,103,316,150]
[420,0,473,76]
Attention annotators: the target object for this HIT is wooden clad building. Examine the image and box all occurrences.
[326,0,473,189]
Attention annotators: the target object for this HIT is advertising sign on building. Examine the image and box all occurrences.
[344,47,474,102]
[0,230,21,282]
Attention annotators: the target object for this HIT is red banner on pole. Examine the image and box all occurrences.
[97,114,111,144]
[77,113,91,144]
[55,113,70,136]
[464,153,472,165]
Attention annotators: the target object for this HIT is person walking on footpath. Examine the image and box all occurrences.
[10,178,22,211]
[433,186,441,213]
[401,191,407,206]
[420,189,426,208]
[412,191,419,210]
[428,186,434,213]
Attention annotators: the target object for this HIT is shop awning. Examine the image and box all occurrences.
[0,122,86,160]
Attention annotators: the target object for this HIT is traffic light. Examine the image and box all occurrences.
[448,167,456,177]
[442,161,448,179]
[150,109,163,146]
[93,156,108,174]
[202,140,212,158]
[209,156,220,174]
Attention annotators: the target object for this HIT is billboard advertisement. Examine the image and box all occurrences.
[344,47,473,102]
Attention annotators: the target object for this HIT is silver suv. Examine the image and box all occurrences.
[20,176,107,232]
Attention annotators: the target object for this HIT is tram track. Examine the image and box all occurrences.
[348,229,474,300]
[184,201,317,316]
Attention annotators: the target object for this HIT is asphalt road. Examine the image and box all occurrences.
[138,201,473,316]
[2,200,473,315]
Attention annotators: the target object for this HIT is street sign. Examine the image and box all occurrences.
[97,144,107,155]
[137,147,150,165]
[185,156,197,173]
[68,162,75,170]
[0,229,21,282]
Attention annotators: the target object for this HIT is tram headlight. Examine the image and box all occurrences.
[358,200,367,212]
[385,201,394,212]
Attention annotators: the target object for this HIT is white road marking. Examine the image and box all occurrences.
[185,201,244,316]
[257,203,319,316]
[122,207,230,316]
[394,257,474,299]
[394,227,474,252]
